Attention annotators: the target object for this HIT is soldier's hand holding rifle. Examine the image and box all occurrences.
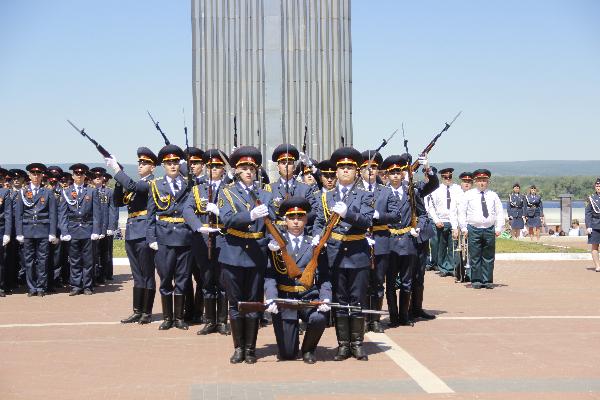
[265,299,279,314]
[268,240,280,251]
[250,204,269,221]
[105,155,121,173]
[206,203,219,217]
[317,299,331,313]
[331,202,347,218]
[2,235,9,246]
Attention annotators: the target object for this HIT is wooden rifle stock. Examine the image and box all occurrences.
[298,212,340,288]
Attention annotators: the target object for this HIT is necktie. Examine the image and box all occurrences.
[481,191,489,218]
[292,237,300,252]
[33,188,38,197]
[341,187,348,199]
[173,180,180,194]
[446,186,451,209]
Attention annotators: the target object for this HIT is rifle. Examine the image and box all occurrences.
[402,123,418,228]
[233,115,238,148]
[410,111,462,172]
[302,125,308,154]
[298,129,397,288]
[238,299,389,315]
[183,108,194,189]
[206,160,214,260]
[147,111,171,145]
[67,120,122,167]
[216,150,303,279]
[341,135,345,147]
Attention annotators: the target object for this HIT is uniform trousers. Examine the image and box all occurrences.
[0,244,6,290]
[23,238,49,293]
[201,248,224,298]
[221,264,264,320]
[436,222,455,274]
[413,242,428,289]
[387,252,414,293]
[467,225,495,285]
[429,233,439,267]
[100,236,114,279]
[69,239,93,290]
[155,244,191,296]
[272,308,327,360]
[124,238,156,289]
[332,267,369,317]
[47,241,63,287]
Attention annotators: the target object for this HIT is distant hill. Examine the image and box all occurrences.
[2,160,598,178]
[431,160,599,177]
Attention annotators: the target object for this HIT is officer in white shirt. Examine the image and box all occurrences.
[450,172,473,282]
[457,169,504,289]
[428,168,462,277]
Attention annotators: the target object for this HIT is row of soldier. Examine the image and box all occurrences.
[0,141,505,364]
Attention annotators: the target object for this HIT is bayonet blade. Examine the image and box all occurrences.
[66,119,83,134]
[448,111,462,127]
[147,110,158,127]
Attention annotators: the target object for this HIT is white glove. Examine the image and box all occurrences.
[311,235,321,247]
[16,235,24,243]
[317,299,331,313]
[149,242,158,250]
[104,155,121,172]
[99,234,106,239]
[298,152,312,166]
[418,155,429,170]
[410,227,420,237]
[366,237,375,246]
[60,234,72,242]
[250,204,269,221]
[91,234,100,241]
[227,170,234,180]
[265,300,279,314]
[587,228,593,235]
[2,235,10,246]
[373,210,380,220]
[267,240,280,251]
[48,235,58,245]
[107,230,114,236]
[206,202,220,216]
[331,202,348,218]
[198,226,221,234]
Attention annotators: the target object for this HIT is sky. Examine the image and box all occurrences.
[1,0,599,165]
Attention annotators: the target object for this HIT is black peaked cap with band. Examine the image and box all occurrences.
[137,147,159,166]
[158,144,185,163]
[272,143,299,163]
[278,196,311,218]
[360,150,383,168]
[69,163,89,173]
[230,146,262,168]
[26,163,47,173]
[472,169,491,179]
[185,147,205,162]
[459,172,473,181]
[381,154,409,171]
[203,149,227,165]
[439,167,454,175]
[330,147,363,168]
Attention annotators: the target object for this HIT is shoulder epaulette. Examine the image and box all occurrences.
[263,184,272,192]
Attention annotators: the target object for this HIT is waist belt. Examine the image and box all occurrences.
[128,210,148,218]
[330,232,366,241]
[371,225,388,232]
[227,228,264,239]
[277,284,310,293]
[24,218,50,223]
[68,217,91,223]
[158,216,185,223]
[389,226,412,235]
[202,223,224,229]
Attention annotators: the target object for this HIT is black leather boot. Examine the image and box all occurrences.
[350,316,368,361]
[370,295,385,333]
[229,317,245,364]
[197,298,217,335]
[192,286,204,324]
[412,285,436,320]
[333,315,351,361]
[158,294,173,330]
[398,291,413,326]
[244,317,260,364]
[138,289,155,324]
[173,294,189,330]
[387,291,400,328]
[216,295,231,335]
[301,319,325,364]
[121,287,144,323]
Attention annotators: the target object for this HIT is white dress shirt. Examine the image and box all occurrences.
[166,175,183,195]
[361,179,376,192]
[288,232,304,251]
[30,183,40,196]
[449,189,469,230]
[458,188,504,232]
[429,183,462,224]
[388,185,403,201]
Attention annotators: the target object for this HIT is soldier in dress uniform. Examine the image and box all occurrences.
[102,172,118,280]
[315,160,337,193]
[182,146,206,324]
[312,147,374,361]
[89,167,109,284]
[8,169,27,287]
[382,155,427,327]
[264,197,331,363]
[507,183,525,239]
[457,169,504,289]
[0,168,13,297]
[584,178,600,272]
[267,144,318,228]
[45,166,66,290]
[146,144,194,331]
[14,163,58,297]
[217,146,275,364]
[184,149,230,335]
[297,159,318,190]
[524,185,544,241]
[58,164,102,295]
[106,147,158,324]
[429,168,463,277]
[358,150,401,332]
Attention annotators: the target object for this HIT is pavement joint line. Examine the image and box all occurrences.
[2,315,600,329]
[365,331,454,394]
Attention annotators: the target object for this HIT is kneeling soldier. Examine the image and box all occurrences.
[265,197,331,364]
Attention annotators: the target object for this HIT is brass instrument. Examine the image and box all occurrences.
[453,232,470,283]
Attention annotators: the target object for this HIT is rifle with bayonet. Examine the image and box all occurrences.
[216,150,303,280]
[147,111,171,145]
[238,299,389,315]
[298,129,398,288]
[402,123,418,228]
[409,111,462,172]
[233,115,238,148]
[67,120,123,168]
[183,108,194,190]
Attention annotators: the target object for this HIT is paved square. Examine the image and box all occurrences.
[1,260,599,399]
